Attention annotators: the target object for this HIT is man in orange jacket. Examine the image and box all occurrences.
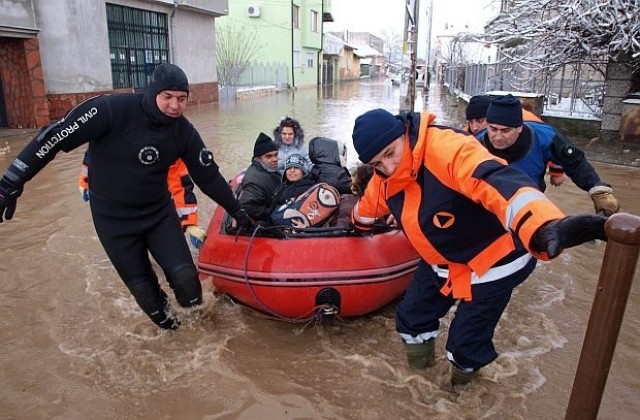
[78,153,206,249]
[351,108,607,385]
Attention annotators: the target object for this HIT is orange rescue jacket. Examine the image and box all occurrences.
[353,112,565,300]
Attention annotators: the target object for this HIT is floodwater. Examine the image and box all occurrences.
[1,80,639,419]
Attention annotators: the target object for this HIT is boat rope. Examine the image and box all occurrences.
[238,224,344,324]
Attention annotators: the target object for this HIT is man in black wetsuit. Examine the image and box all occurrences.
[0,64,252,329]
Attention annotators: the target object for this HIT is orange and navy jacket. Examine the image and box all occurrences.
[78,155,198,228]
[352,112,565,301]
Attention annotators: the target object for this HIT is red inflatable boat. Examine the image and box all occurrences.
[197,206,420,321]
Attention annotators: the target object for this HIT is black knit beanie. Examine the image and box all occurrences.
[486,94,523,127]
[253,132,278,158]
[466,95,491,120]
[352,108,405,163]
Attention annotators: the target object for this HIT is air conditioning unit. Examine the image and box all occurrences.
[247,4,260,17]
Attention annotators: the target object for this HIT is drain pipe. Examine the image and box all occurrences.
[317,1,324,86]
[290,0,295,89]
[170,0,179,64]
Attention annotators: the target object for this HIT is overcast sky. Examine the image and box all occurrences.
[324,0,499,42]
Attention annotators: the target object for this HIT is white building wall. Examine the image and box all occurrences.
[31,0,225,93]
[172,8,217,84]
[34,0,114,93]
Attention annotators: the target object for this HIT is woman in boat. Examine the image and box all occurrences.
[273,116,308,174]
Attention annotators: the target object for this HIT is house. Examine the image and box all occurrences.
[220,0,333,90]
[328,31,385,78]
[322,33,360,83]
[0,0,226,128]
[352,44,384,78]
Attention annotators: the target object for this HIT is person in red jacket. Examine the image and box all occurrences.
[78,154,206,249]
[350,108,607,385]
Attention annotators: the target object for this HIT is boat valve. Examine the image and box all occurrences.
[315,287,341,316]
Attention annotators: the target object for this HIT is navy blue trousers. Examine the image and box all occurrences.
[396,258,537,370]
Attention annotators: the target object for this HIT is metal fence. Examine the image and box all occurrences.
[442,60,607,119]
[219,62,289,101]
[237,62,289,89]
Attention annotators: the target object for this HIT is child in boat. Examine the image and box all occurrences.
[333,163,374,227]
[349,163,374,196]
[271,154,340,228]
[272,154,316,207]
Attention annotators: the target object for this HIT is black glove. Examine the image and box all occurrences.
[530,214,607,258]
[0,176,23,223]
[231,208,255,232]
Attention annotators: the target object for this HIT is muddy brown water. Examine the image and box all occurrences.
[0,81,639,419]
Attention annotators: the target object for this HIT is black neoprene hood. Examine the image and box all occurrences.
[142,63,190,125]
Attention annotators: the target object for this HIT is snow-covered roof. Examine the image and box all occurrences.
[352,44,383,58]
[323,33,344,56]
[486,90,543,98]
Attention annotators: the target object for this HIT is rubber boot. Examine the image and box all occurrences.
[151,306,180,330]
[403,339,436,369]
[450,365,477,385]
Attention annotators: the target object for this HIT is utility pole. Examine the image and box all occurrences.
[400,0,420,112]
[424,0,434,95]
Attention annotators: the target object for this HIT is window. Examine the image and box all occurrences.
[310,10,318,32]
[293,50,300,68]
[292,5,300,29]
[306,52,314,68]
[106,3,169,89]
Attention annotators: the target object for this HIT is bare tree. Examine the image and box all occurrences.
[216,21,263,87]
[465,0,640,84]
[381,30,403,63]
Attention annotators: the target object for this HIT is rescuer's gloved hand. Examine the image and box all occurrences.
[231,208,255,233]
[530,214,607,258]
[589,185,620,216]
[186,225,206,250]
[79,186,90,202]
[547,163,565,187]
[0,176,23,223]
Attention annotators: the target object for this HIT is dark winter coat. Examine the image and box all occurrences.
[308,136,352,194]
[238,160,281,223]
[272,175,317,207]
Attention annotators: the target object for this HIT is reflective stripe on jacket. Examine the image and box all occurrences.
[353,112,565,300]
[167,159,198,228]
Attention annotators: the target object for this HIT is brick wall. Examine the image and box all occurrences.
[0,37,49,128]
